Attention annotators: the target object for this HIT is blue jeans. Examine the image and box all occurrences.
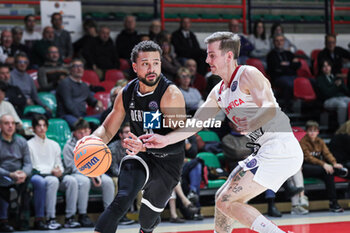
[265,189,276,199]
[189,163,202,195]
[30,174,46,218]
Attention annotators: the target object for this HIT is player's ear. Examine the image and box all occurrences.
[132,62,137,73]
[226,51,234,61]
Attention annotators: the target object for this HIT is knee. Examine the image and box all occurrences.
[64,175,78,189]
[46,176,59,188]
[31,175,46,190]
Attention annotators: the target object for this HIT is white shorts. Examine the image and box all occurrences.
[238,132,303,192]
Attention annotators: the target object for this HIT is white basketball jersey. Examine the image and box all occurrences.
[213,65,292,144]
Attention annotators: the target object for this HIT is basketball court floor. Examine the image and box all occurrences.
[21,210,350,233]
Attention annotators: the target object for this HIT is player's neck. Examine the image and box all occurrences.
[222,60,238,87]
[138,82,158,94]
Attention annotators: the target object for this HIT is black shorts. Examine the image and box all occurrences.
[120,152,184,213]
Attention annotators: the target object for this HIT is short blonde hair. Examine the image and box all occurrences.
[204,31,241,59]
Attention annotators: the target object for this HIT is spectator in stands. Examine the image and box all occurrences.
[22,14,41,49]
[270,23,297,53]
[10,53,51,113]
[0,81,22,128]
[31,26,55,68]
[73,19,98,58]
[171,17,207,75]
[0,64,26,116]
[228,19,254,64]
[28,115,81,229]
[300,120,345,212]
[267,34,301,111]
[160,39,181,81]
[116,15,140,60]
[0,30,15,67]
[168,182,198,223]
[56,59,103,128]
[248,20,271,67]
[11,27,29,56]
[63,118,115,227]
[0,114,32,231]
[317,34,350,80]
[185,59,207,96]
[149,19,162,41]
[177,67,203,115]
[37,45,69,92]
[317,59,350,126]
[84,25,120,79]
[139,34,150,42]
[330,121,350,174]
[51,12,73,60]
[106,122,137,225]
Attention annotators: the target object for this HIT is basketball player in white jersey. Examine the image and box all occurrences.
[133,32,302,233]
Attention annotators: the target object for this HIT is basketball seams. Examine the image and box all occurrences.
[75,147,107,167]
[84,150,111,176]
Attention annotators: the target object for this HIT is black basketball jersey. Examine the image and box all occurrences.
[122,74,184,157]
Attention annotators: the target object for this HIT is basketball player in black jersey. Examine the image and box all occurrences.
[75,41,186,233]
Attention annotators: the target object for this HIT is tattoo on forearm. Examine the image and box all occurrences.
[232,182,243,193]
[221,194,231,202]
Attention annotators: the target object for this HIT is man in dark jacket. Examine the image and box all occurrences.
[317,34,350,80]
[171,17,207,75]
[84,26,120,79]
[115,15,140,60]
[267,34,301,110]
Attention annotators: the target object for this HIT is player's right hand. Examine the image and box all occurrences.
[139,133,169,149]
[74,135,102,153]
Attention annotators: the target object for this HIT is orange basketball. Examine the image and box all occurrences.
[74,138,112,177]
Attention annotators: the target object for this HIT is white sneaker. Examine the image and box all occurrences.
[291,205,309,215]
[299,195,309,207]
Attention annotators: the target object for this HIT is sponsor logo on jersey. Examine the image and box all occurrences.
[225,98,245,114]
[231,81,238,92]
[143,110,161,129]
[129,101,135,109]
[79,156,100,172]
[148,101,158,111]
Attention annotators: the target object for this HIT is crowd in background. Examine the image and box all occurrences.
[0,12,350,231]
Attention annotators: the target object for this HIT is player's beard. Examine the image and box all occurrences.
[138,72,161,87]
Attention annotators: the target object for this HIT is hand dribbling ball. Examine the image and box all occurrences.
[74,138,112,177]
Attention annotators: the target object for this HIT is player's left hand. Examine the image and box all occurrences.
[124,132,145,155]
[333,163,343,169]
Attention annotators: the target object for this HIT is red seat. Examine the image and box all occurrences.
[27,69,39,89]
[99,80,115,93]
[291,126,306,141]
[293,77,317,101]
[105,69,125,82]
[295,49,307,57]
[310,49,322,62]
[119,58,130,71]
[297,58,314,79]
[94,92,110,109]
[82,70,100,86]
[313,59,319,77]
[246,58,267,77]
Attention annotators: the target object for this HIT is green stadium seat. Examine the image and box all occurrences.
[251,14,264,21]
[47,118,71,150]
[197,130,220,142]
[38,92,57,117]
[178,13,200,19]
[216,152,225,162]
[303,15,324,21]
[283,15,303,21]
[304,178,323,185]
[23,105,46,116]
[197,152,221,168]
[200,14,221,19]
[208,179,226,189]
[221,14,241,20]
[263,15,283,21]
[84,117,101,126]
[334,16,343,21]
[134,13,153,21]
[114,12,127,20]
[342,16,350,21]
[164,13,179,19]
